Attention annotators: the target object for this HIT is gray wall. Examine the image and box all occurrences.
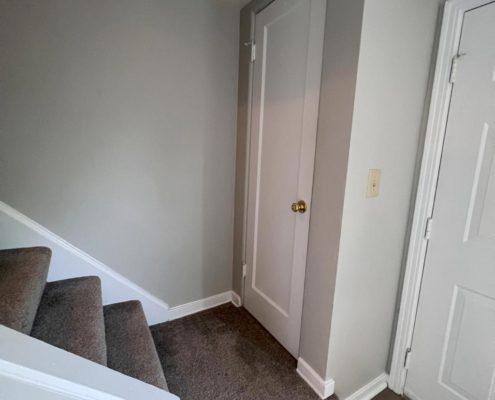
[325,0,443,397]
[0,0,241,306]
[298,0,364,378]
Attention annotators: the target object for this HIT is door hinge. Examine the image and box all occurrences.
[242,263,247,279]
[449,53,467,84]
[404,348,412,369]
[425,217,433,240]
[244,40,256,63]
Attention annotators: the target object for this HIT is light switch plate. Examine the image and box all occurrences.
[367,169,381,198]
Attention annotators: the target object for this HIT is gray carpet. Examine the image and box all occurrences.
[372,389,403,400]
[0,246,168,392]
[0,247,51,334]
[0,247,395,398]
[151,304,322,400]
[31,276,107,365]
[104,300,168,390]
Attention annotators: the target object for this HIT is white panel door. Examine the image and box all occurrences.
[405,4,495,400]
[244,0,325,357]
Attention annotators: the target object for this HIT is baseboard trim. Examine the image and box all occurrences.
[343,373,389,400]
[168,291,240,320]
[0,201,244,326]
[0,201,169,325]
[297,358,335,399]
[231,291,242,307]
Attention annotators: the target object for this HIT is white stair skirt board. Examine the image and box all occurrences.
[342,373,389,400]
[0,324,178,400]
[168,291,241,320]
[0,201,169,325]
[297,358,335,399]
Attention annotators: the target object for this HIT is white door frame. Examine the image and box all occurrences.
[388,0,495,393]
[238,0,275,304]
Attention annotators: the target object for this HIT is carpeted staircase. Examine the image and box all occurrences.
[0,246,169,392]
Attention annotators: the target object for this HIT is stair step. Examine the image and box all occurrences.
[31,276,107,365]
[0,247,51,334]
[104,300,168,391]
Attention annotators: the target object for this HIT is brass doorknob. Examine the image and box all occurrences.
[291,200,307,213]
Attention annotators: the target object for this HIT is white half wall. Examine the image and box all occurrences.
[0,324,178,400]
[0,201,169,325]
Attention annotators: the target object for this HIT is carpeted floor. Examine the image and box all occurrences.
[151,304,321,400]
[373,389,402,400]
[151,304,401,400]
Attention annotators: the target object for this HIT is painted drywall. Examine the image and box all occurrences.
[0,0,241,307]
[325,0,443,397]
[298,0,364,378]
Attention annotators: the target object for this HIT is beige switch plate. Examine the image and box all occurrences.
[367,169,381,198]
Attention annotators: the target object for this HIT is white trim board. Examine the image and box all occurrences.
[168,291,241,320]
[342,373,389,400]
[296,358,335,399]
[231,291,242,307]
[0,201,169,325]
[388,0,495,394]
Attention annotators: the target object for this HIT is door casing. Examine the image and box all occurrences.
[236,0,276,305]
[388,0,495,393]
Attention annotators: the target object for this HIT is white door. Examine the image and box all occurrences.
[405,4,495,400]
[244,0,325,357]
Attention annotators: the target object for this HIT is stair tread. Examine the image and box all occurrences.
[0,247,51,334]
[31,276,107,365]
[104,300,168,391]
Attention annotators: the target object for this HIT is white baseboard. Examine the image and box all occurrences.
[342,373,389,400]
[231,291,242,307]
[0,201,244,326]
[297,358,335,399]
[168,291,240,320]
[0,201,169,325]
